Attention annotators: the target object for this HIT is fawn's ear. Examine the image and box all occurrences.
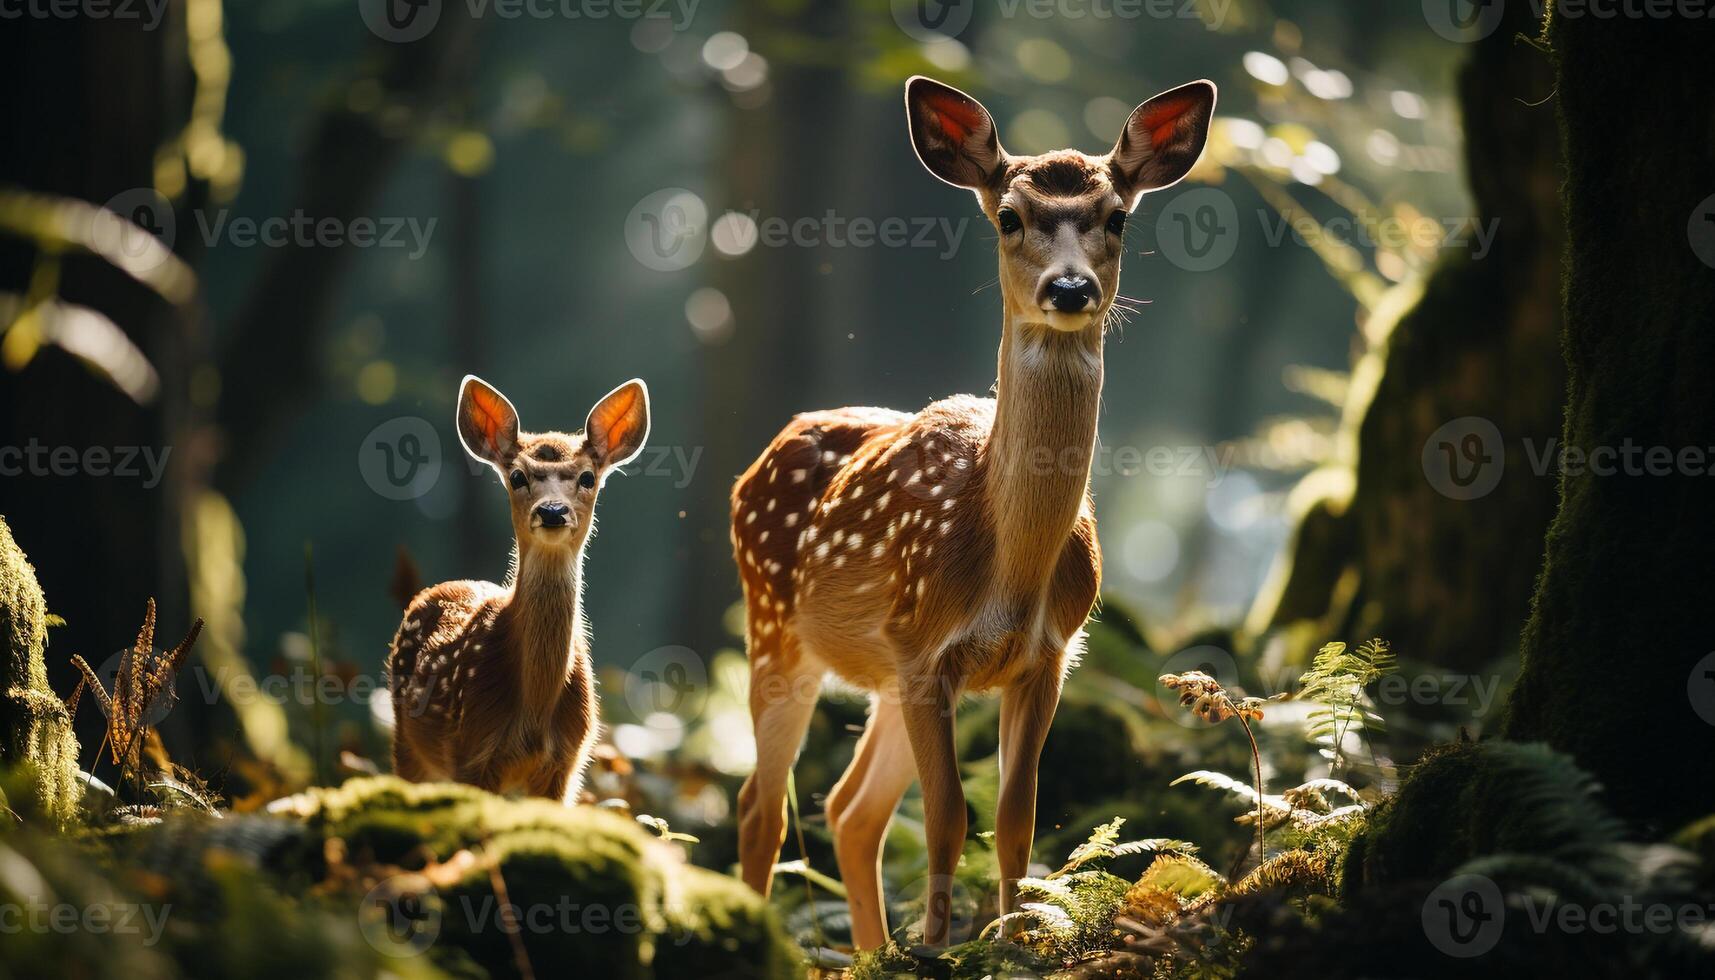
[1109,80,1217,208]
[457,375,520,469]
[585,379,650,472]
[906,76,1006,192]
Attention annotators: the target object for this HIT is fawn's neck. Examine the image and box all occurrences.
[985,316,1103,598]
[500,540,586,712]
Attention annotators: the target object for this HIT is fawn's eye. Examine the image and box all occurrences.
[1106,210,1127,236]
[508,469,527,490]
[578,470,596,490]
[996,208,1022,235]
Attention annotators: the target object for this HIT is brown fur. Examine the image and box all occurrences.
[731,75,1214,949]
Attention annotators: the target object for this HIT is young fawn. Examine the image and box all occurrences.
[731,76,1215,947]
[388,375,650,800]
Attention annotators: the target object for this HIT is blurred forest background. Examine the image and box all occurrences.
[9,0,1715,973]
[0,0,1500,776]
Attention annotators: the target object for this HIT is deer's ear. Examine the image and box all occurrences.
[1109,80,1217,207]
[457,375,520,469]
[906,76,1006,191]
[585,379,650,472]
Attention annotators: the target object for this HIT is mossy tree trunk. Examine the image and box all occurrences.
[1496,6,1715,830]
[1251,1,1565,677]
[0,517,80,823]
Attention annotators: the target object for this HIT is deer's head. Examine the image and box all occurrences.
[457,376,650,551]
[906,76,1216,334]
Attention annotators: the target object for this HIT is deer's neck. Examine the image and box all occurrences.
[984,317,1103,598]
[501,541,586,710]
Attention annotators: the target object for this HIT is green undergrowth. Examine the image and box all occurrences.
[1,776,801,980]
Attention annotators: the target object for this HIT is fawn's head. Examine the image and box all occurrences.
[906,76,1216,333]
[457,375,650,551]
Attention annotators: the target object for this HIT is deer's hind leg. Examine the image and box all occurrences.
[737,628,822,896]
[826,691,915,950]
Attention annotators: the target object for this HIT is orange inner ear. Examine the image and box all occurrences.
[589,386,642,454]
[924,91,982,143]
[466,385,513,450]
[1140,94,1199,150]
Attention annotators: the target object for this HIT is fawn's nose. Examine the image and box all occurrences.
[1043,274,1099,313]
[534,502,570,528]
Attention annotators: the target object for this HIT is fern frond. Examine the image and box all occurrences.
[1112,838,1199,858]
[1171,770,1290,812]
[1051,817,1127,877]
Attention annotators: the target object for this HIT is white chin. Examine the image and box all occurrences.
[1042,310,1095,332]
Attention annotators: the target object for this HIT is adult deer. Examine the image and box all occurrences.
[730,75,1215,948]
[388,375,650,801]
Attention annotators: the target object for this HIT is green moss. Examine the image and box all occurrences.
[656,864,803,980]
[1,814,449,980]
[273,776,802,979]
[1347,740,1624,892]
[0,515,80,825]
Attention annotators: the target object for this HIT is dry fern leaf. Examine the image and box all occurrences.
[1226,849,1335,900]
[68,600,204,766]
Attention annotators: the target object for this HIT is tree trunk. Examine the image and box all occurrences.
[0,13,193,746]
[1497,5,1715,830]
[1250,0,1564,679]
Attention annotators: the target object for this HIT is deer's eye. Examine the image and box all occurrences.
[1106,210,1127,236]
[578,470,596,490]
[509,469,527,490]
[996,208,1022,235]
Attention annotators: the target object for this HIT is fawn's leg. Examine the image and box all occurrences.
[527,758,574,803]
[996,665,1062,924]
[454,754,506,794]
[737,651,822,895]
[827,692,915,950]
[898,667,965,947]
[392,724,424,781]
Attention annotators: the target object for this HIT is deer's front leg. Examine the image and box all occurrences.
[898,666,965,948]
[996,665,1062,924]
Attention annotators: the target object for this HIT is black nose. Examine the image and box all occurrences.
[1045,275,1098,313]
[535,502,570,527]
